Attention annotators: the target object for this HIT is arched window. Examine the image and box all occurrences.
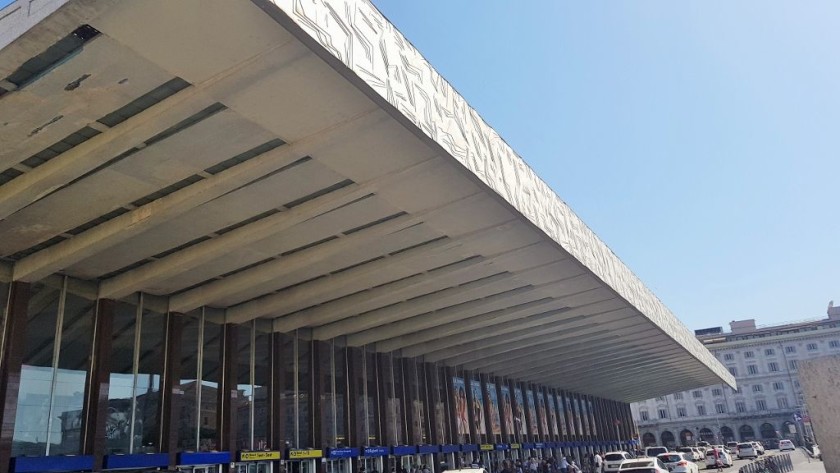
[679,429,693,446]
[642,432,657,447]
[739,425,755,441]
[760,423,777,439]
[720,426,735,443]
[699,428,714,443]
[661,431,676,448]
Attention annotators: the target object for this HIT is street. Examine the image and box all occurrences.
[695,449,824,472]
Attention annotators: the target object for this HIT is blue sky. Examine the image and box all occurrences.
[0,0,836,331]
[371,0,840,330]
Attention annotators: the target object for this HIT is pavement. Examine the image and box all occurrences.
[704,448,825,473]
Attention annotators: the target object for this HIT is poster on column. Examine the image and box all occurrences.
[538,392,549,436]
[573,398,584,436]
[548,394,559,436]
[588,399,597,435]
[471,380,486,435]
[526,390,538,436]
[565,397,576,436]
[452,377,469,435]
[555,393,567,436]
[514,388,526,436]
[486,383,502,435]
[501,386,515,436]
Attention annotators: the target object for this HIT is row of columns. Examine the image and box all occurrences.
[0,282,637,473]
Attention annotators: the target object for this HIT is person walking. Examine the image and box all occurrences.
[559,457,569,473]
[593,452,602,473]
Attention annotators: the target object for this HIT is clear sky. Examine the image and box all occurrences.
[371,0,840,330]
[0,0,836,331]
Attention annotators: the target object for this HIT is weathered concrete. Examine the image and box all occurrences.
[798,355,840,473]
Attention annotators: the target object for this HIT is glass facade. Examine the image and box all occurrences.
[0,279,631,467]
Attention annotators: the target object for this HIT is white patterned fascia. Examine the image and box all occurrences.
[267,0,734,387]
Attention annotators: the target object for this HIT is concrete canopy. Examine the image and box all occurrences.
[0,0,733,402]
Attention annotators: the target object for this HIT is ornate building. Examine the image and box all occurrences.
[632,305,840,448]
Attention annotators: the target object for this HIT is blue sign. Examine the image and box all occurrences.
[418,445,440,454]
[363,447,389,457]
[441,445,460,453]
[178,451,232,466]
[329,448,360,459]
[461,444,479,452]
[495,444,510,451]
[392,446,417,456]
[534,443,545,449]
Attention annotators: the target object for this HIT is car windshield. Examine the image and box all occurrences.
[646,448,667,455]
[620,470,657,473]
[605,454,626,461]
[738,443,752,448]
[678,448,692,452]
[622,461,653,468]
[658,454,682,463]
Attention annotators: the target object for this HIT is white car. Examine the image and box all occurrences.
[736,442,757,459]
[751,442,765,455]
[644,446,669,458]
[603,451,634,472]
[657,452,699,473]
[677,447,702,462]
[778,439,795,451]
[704,448,733,468]
[619,458,669,472]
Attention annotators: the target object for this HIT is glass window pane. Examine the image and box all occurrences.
[334,343,347,447]
[200,318,223,451]
[106,299,139,454]
[177,313,200,451]
[13,282,62,456]
[236,323,253,450]
[279,333,295,446]
[134,302,164,452]
[51,290,94,455]
[364,349,378,445]
[253,325,270,450]
[297,336,311,448]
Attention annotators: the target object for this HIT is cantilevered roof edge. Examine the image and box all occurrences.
[255,0,734,389]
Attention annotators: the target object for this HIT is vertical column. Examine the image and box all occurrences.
[425,364,442,445]
[217,323,238,454]
[312,340,330,449]
[81,299,114,471]
[0,282,30,473]
[444,367,458,445]
[270,333,285,450]
[159,312,184,467]
[347,347,363,447]
[376,353,390,445]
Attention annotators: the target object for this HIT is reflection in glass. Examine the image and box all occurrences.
[12,282,61,456]
[236,322,253,450]
[176,313,200,451]
[199,316,222,451]
[135,302,164,452]
[253,324,270,450]
[106,299,139,454]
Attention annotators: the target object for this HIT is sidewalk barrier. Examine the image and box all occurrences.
[737,453,793,473]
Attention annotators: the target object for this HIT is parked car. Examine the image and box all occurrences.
[778,439,795,451]
[657,452,699,473]
[725,442,738,454]
[677,447,702,462]
[619,467,669,473]
[704,447,733,468]
[751,441,765,455]
[736,442,758,459]
[618,458,669,472]
[603,451,635,472]
[644,446,669,458]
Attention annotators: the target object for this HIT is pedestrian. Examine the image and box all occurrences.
[593,452,602,473]
[559,457,569,473]
[713,448,723,472]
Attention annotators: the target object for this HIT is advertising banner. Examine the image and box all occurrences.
[471,379,486,435]
[452,377,469,435]
[555,393,567,436]
[486,382,502,435]
[526,390,538,436]
[514,388,526,436]
[588,399,597,435]
[500,386,515,436]
[574,397,584,436]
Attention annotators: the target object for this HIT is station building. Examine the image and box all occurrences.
[0,1,733,472]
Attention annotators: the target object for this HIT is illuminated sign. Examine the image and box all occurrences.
[480,444,494,451]
[240,451,281,462]
[510,443,521,449]
[288,450,323,459]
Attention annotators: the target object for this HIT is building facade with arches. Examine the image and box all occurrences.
[632,313,840,447]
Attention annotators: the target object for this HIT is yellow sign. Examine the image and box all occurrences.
[480,444,494,451]
[289,450,323,459]
[510,443,521,449]
[241,451,282,461]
